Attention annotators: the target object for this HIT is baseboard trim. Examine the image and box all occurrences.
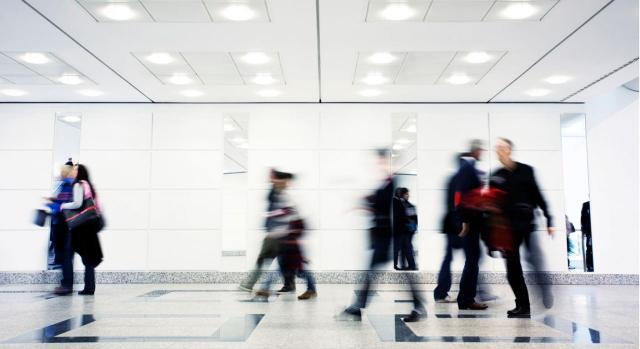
[0,271,637,285]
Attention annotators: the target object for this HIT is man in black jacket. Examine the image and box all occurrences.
[456,141,489,310]
[491,138,555,318]
[581,201,594,271]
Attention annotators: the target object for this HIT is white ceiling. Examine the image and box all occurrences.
[0,0,637,103]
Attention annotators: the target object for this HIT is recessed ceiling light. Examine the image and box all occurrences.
[146,52,174,65]
[544,75,572,85]
[368,52,396,65]
[181,89,204,97]
[361,73,388,85]
[256,89,282,97]
[61,115,81,123]
[220,4,256,21]
[20,52,50,65]
[526,88,551,97]
[100,4,137,21]
[252,73,277,85]
[58,75,84,85]
[241,52,270,65]
[404,124,417,133]
[445,73,472,85]
[380,3,416,21]
[463,51,493,64]
[1,89,27,97]
[359,89,382,97]
[501,3,538,20]
[167,74,193,85]
[78,89,104,97]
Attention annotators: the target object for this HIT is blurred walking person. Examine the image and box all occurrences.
[61,164,104,295]
[433,155,464,302]
[240,170,296,293]
[581,201,593,271]
[48,161,76,295]
[337,149,425,322]
[491,138,554,317]
[456,141,489,310]
[392,187,418,271]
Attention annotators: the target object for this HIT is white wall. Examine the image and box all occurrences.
[0,103,582,272]
[586,87,639,274]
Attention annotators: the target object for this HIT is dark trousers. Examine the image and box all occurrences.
[243,237,294,290]
[354,234,424,311]
[400,233,416,269]
[457,231,481,307]
[434,233,463,300]
[53,215,73,289]
[83,262,96,292]
[505,227,546,309]
[584,233,594,271]
[393,233,403,268]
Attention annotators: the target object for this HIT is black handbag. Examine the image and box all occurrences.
[63,181,104,232]
[33,209,49,227]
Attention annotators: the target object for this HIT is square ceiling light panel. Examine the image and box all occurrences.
[77,0,271,22]
[181,52,244,85]
[230,51,284,77]
[394,51,456,84]
[133,52,202,85]
[354,52,407,85]
[1,52,92,86]
[425,1,494,22]
[205,0,271,22]
[366,0,431,22]
[436,50,507,85]
[484,0,559,21]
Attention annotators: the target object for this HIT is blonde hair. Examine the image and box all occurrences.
[60,164,73,178]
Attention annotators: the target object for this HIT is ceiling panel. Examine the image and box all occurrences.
[425,1,493,22]
[143,1,212,22]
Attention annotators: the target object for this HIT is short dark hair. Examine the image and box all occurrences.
[273,170,294,180]
[395,187,409,198]
[498,137,514,149]
[376,148,390,158]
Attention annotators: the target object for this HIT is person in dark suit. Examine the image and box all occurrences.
[393,187,418,271]
[456,140,489,310]
[434,155,465,302]
[581,201,594,271]
[491,138,555,318]
[337,149,424,322]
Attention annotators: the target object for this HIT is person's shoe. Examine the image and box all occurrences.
[238,284,253,292]
[255,290,271,297]
[276,287,295,294]
[78,290,94,296]
[458,302,488,310]
[298,290,317,300]
[507,306,531,318]
[402,310,425,322]
[53,286,72,295]
[435,296,456,303]
[335,307,362,321]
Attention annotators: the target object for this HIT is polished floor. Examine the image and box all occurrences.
[0,282,636,348]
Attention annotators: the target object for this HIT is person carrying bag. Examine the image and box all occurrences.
[61,164,103,295]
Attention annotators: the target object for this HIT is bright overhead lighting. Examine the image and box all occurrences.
[544,75,572,85]
[380,3,416,21]
[252,73,277,85]
[241,52,270,65]
[445,73,472,85]
[526,88,551,97]
[404,124,417,133]
[100,4,137,21]
[145,52,174,65]
[220,4,256,21]
[58,75,83,85]
[167,74,193,85]
[463,51,493,64]
[368,52,396,65]
[20,52,50,65]
[501,3,538,20]
[359,89,382,97]
[78,89,104,97]
[181,89,204,97]
[361,73,388,85]
[61,115,81,123]
[256,89,282,97]
[1,89,27,97]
